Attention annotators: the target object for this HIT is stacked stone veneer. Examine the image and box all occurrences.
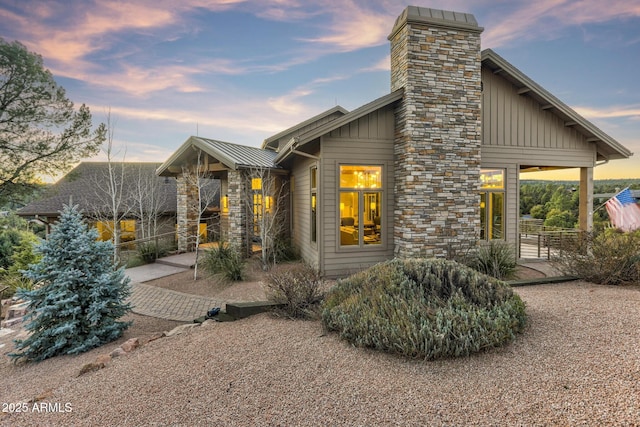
[227,170,249,255]
[390,7,483,258]
[176,173,199,252]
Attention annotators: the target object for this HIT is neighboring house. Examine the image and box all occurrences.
[157,6,631,277]
[18,162,178,242]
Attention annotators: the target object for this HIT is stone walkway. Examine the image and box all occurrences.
[128,283,222,322]
[126,253,222,322]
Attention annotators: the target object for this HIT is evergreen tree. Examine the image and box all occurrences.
[10,205,131,362]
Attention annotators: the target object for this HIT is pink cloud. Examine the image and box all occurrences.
[574,105,640,120]
[483,0,640,48]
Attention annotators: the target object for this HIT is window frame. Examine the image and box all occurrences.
[337,163,385,250]
[480,168,505,241]
[310,166,317,246]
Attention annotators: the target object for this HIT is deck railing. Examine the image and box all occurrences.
[518,219,583,260]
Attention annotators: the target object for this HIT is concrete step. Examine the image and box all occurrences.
[225,301,284,319]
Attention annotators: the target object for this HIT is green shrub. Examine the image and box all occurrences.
[136,242,168,264]
[322,258,527,360]
[201,242,245,281]
[553,229,640,285]
[265,263,324,319]
[463,240,517,280]
[272,237,299,263]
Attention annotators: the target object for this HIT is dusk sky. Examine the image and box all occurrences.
[1,0,639,181]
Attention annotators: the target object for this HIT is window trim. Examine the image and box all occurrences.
[337,163,386,251]
[310,166,318,246]
[480,168,505,241]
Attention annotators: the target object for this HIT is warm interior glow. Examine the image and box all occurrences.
[222,195,228,213]
[251,177,262,190]
[340,165,382,189]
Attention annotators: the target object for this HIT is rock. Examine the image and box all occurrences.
[146,332,165,344]
[110,348,127,358]
[95,354,112,366]
[78,362,105,377]
[120,337,140,352]
[164,323,199,337]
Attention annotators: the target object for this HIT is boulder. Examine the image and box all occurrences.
[164,323,199,337]
[120,337,140,352]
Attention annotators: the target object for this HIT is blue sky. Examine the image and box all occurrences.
[1,0,639,181]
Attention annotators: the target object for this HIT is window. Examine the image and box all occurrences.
[95,220,136,242]
[480,169,505,240]
[339,165,382,247]
[311,167,317,243]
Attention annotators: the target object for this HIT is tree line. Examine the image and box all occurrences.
[520,179,640,229]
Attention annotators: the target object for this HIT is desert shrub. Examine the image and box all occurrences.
[201,242,245,281]
[272,236,299,263]
[0,232,41,297]
[463,240,517,280]
[136,242,168,264]
[265,263,325,319]
[322,258,526,360]
[553,229,640,285]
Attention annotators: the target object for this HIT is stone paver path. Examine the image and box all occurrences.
[129,283,221,322]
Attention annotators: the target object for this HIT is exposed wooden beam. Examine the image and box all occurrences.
[517,87,531,95]
[586,137,600,143]
[492,68,503,74]
[541,104,553,110]
[564,121,577,127]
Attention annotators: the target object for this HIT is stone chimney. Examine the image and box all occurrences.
[389,6,483,258]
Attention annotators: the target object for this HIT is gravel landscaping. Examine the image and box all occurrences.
[1,278,639,426]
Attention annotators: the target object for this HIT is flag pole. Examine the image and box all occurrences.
[593,186,630,215]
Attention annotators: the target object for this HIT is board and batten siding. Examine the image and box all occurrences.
[290,154,319,269]
[319,107,395,277]
[481,66,598,254]
[481,68,597,167]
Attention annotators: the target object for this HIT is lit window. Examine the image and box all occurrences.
[311,167,317,243]
[480,169,505,240]
[339,165,382,247]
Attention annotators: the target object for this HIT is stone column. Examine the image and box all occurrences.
[579,167,594,232]
[227,170,249,255]
[176,173,199,252]
[389,7,483,258]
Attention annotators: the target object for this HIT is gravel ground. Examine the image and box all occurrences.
[1,280,639,426]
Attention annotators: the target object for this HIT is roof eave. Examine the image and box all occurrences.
[481,49,632,160]
[276,89,404,164]
[261,105,349,150]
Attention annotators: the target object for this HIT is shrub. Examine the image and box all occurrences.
[201,242,245,281]
[272,236,299,263]
[553,229,640,285]
[322,258,526,360]
[10,205,131,362]
[136,242,168,264]
[463,240,517,280]
[265,263,325,319]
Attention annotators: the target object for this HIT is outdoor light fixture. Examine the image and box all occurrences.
[222,195,229,213]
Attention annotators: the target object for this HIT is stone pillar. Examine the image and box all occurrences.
[579,167,594,231]
[176,173,199,252]
[227,170,249,254]
[389,7,483,258]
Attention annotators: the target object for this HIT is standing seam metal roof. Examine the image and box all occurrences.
[195,137,279,169]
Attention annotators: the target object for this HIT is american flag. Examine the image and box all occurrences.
[605,188,640,232]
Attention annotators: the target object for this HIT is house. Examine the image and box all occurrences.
[157,6,631,277]
[18,162,178,242]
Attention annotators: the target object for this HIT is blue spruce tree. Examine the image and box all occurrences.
[10,205,131,362]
